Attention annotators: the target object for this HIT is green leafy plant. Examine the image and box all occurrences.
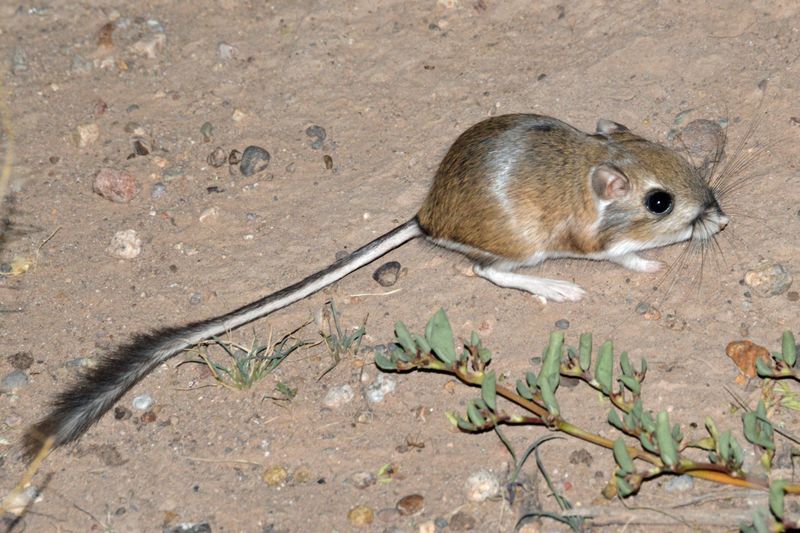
[193,323,313,390]
[376,309,800,530]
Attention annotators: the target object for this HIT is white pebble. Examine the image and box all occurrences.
[132,394,153,411]
[323,384,354,408]
[366,374,396,403]
[106,229,142,259]
[465,469,500,502]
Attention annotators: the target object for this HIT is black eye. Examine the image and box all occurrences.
[644,190,673,215]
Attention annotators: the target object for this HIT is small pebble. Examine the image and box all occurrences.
[305,124,326,149]
[789,291,799,302]
[372,261,402,287]
[323,384,354,408]
[554,319,569,330]
[131,139,150,157]
[106,229,142,259]
[232,108,246,122]
[744,263,793,297]
[130,33,166,59]
[676,119,725,173]
[207,147,228,167]
[239,145,271,177]
[198,207,218,223]
[114,406,132,420]
[132,394,153,411]
[285,162,296,174]
[643,307,662,321]
[75,123,100,148]
[65,357,97,368]
[434,517,449,528]
[12,48,28,75]
[189,292,203,305]
[8,352,34,370]
[163,523,212,533]
[126,104,140,113]
[228,149,242,165]
[367,374,396,403]
[200,122,214,142]
[465,469,500,502]
[347,505,374,527]
[217,42,238,61]
[376,508,401,523]
[262,465,288,486]
[335,250,350,261]
[635,302,651,315]
[449,511,477,531]
[93,168,139,203]
[162,166,185,182]
[664,474,694,492]
[350,471,376,489]
[323,154,333,170]
[1,371,29,391]
[151,182,167,199]
[396,494,424,516]
[124,121,143,134]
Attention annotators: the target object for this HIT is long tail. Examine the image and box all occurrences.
[23,218,423,458]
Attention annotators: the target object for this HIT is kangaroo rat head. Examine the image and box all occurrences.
[588,119,729,255]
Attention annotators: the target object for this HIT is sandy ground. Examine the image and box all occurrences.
[1,1,799,531]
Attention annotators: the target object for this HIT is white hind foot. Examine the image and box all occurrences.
[610,253,663,273]
[473,264,585,302]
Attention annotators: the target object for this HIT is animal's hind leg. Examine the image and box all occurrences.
[473,264,585,302]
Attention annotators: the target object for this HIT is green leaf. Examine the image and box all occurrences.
[769,480,786,520]
[516,379,534,400]
[478,347,492,364]
[615,476,635,497]
[411,333,431,354]
[595,340,614,394]
[639,433,657,454]
[374,352,396,371]
[526,371,537,387]
[481,370,497,411]
[755,357,773,377]
[470,330,480,347]
[578,333,592,371]
[719,430,731,463]
[618,375,641,394]
[613,438,635,474]
[394,321,416,355]
[425,308,456,364]
[538,377,560,416]
[782,331,797,367]
[456,415,474,431]
[608,409,624,431]
[640,410,656,433]
[620,351,633,377]
[705,416,719,441]
[672,423,683,444]
[467,400,486,427]
[655,411,678,467]
[731,435,744,469]
[539,332,564,393]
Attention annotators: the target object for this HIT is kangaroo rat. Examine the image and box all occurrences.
[23,113,729,458]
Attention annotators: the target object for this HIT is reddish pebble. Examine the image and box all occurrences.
[93,168,139,203]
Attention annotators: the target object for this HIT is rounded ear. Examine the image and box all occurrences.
[591,165,630,200]
[596,119,630,135]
